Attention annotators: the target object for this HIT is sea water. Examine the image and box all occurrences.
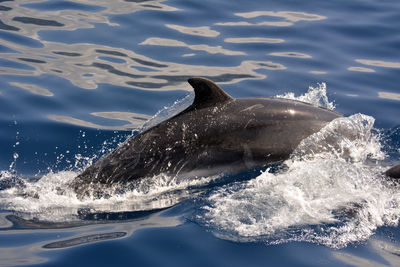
[1,0,400,266]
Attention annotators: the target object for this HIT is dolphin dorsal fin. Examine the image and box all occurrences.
[187,77,232,110]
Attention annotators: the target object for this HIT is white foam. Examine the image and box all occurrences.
[202,155,400,248]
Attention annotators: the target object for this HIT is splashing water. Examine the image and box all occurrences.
[0,169,219,222]
[0,92,203,222]
[291,113,384,163]
[140,93,193,131]
[276,82,335,110]
[201,155,400,248]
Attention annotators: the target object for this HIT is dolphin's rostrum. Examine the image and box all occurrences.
[70,77,398,197]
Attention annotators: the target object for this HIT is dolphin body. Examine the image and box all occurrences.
[71,77,344,196]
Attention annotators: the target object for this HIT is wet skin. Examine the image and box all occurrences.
[70,77,343,196]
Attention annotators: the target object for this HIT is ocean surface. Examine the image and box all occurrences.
[1,0,400,266]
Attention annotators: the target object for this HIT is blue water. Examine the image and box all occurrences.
[1,0,400,266]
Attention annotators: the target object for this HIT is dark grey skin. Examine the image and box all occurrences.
[386,163,400,179]
[71,77,343,196]
[71,77,399,197]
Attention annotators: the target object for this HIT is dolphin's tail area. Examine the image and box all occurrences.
[385,163,400,179]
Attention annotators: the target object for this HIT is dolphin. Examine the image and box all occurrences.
[70,77,399,197]
[70,77,343,196]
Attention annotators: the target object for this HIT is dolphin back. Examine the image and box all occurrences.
[71,77,342,197]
